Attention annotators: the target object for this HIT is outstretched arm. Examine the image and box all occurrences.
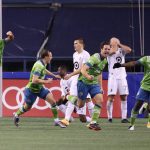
[113,61,139,68]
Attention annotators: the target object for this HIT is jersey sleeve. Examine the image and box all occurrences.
[33,64,44,76]
[86,53,100,67]
[137,56,147,66]
[82,52,90,64]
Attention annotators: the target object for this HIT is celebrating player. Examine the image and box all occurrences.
[113,56,150,130]
[0,31,14,66]
[77,41,110,131]
[13,50,65,128]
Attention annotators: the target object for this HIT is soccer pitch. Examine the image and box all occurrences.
[0,118,150,150]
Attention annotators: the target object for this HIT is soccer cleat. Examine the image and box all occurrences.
[13,113,20,127]
[60,119,70,126]
[88,123,101,131]
[108,119,112,123]
[54,120,67,128]
[121,119,130,123]
[128,125,135,131]
[147,122,150,128]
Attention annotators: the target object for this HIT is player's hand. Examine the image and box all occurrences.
[45,78,53,83]
[64,74,71,80]
[6,31,14,40]
[113,63,122,69]
[87,75,94,80]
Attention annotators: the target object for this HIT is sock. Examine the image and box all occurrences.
[130,109,138,126]
[107,101,113,119]
[65,101,75,121]
[51,104,58,119]
[121,100,127,119]
[58,104,67,115]
[16,106,27,116]
[86,116,91,122]
[87,101,94,117]
[91,104,101,123]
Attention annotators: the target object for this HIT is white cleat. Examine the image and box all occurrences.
[128,125,135,131]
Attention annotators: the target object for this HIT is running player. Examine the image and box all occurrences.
[113,56,150,130]
[77,41,110,131]
[107,37,131,123]
[13,50,65,128]
[60,38,93,126]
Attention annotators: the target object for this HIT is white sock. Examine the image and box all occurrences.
[58,104,67,115]
[107,101,113,119]
[87,101,94,117]
[65,101,75,121]
[86,116,91,122]
[121,100,127,119]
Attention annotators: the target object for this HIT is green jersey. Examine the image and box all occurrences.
[26,60,47,93]
[79,53,107,85]
[0,39,5,66]
[138,56,150,92]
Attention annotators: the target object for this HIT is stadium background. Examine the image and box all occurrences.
[1,0,149,117]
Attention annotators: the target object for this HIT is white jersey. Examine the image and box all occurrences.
[107,48,127,79]
[73,49,90,80]
[60,76,72,96]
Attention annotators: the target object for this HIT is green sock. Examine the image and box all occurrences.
[91,104,101,123]
[67,95,77,104]
[16,106,26,116]
[130,109,138,126]
[148,113,150,123]
[51,104,58,119]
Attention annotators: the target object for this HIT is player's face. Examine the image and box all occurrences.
[101,45,110,57]
[46,52,52,64]
[58,67,66,78]
[74,40,83,52]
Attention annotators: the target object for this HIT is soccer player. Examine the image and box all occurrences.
[13,50,65,128]
[57,65,92,123]
[0,31,14,65]
[113,56,150,130]
[107,37,131,123]
[77,41,110,131]
[60,38,93,126]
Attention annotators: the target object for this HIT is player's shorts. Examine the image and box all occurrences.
[76,105,86,115]
[136,88,150,102]
[107,77,129,95]
[24,87,50,106]
[77,81,102,101]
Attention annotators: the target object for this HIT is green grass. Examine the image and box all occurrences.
[0,118,150,150]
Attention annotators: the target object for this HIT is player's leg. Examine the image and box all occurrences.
[107,77,117,122]
[147,102,150,128]
[118,78,129,123]
[87,84,103,131]
[86,97,94,117]
[128,88,148,130]
[13,88,36,126]
[139,102,148,114]
[39,88,66,128]
[61,79,78,126]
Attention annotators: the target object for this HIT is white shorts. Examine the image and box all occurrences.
[107,77,129,95]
